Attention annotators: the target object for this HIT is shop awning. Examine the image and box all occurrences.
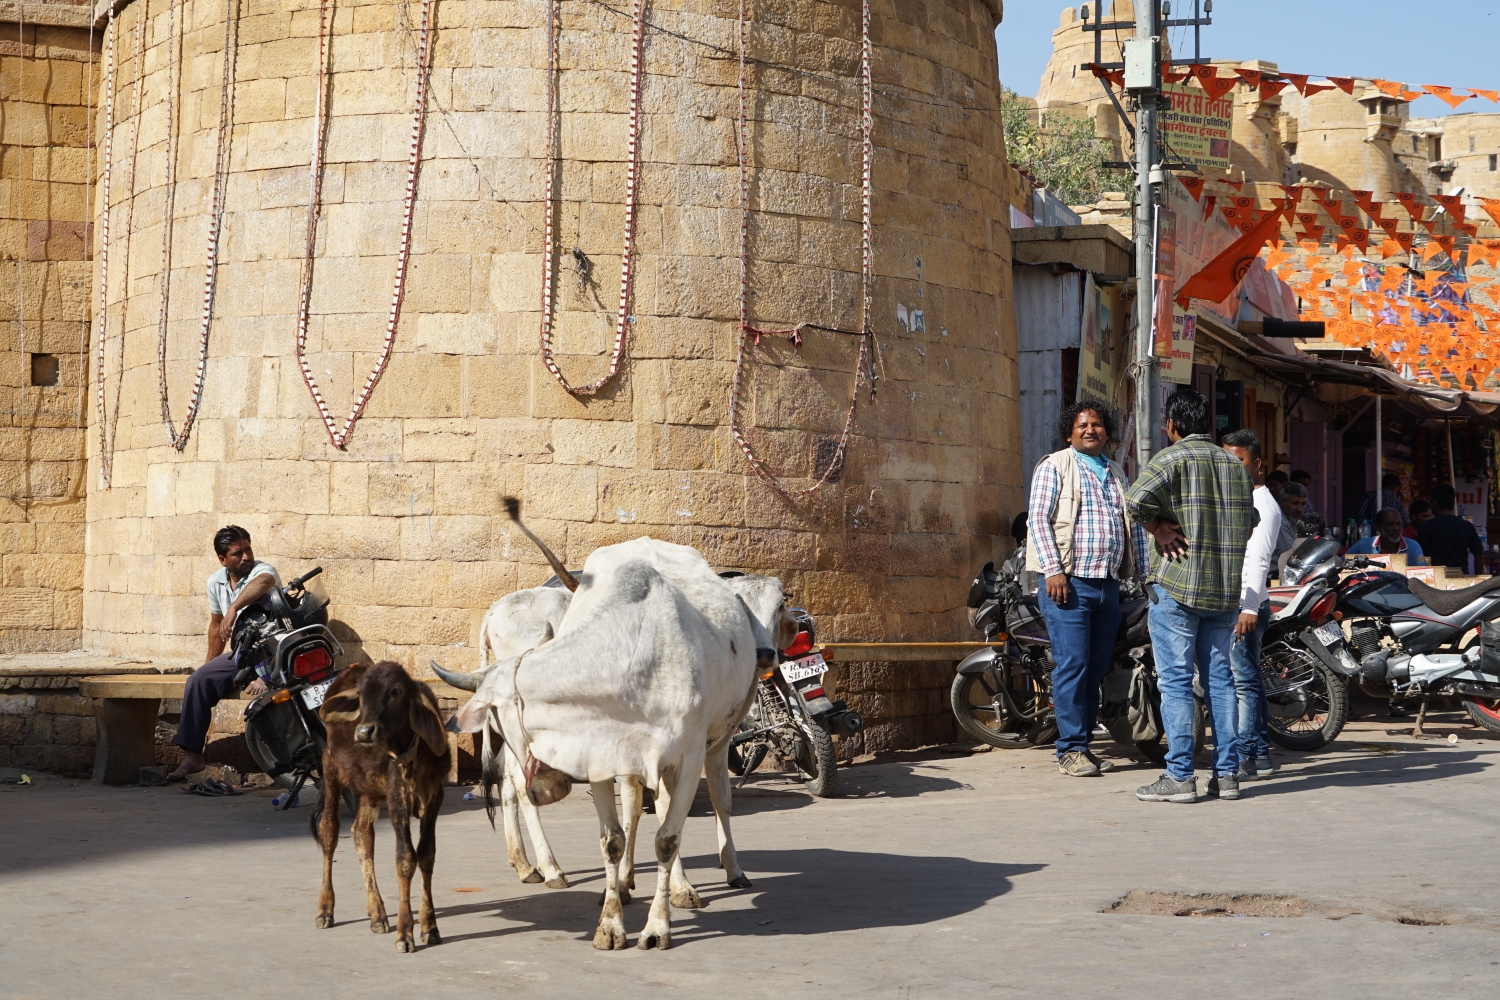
[1244,352,1500,418]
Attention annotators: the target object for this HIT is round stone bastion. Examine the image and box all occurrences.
[84,0,1018,752]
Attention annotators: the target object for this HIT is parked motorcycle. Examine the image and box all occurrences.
[1333,547,1500,730]
[728,606,863,798]
[950,558,1201,765]
[1260,539,1360,750]
[229,567,345,809]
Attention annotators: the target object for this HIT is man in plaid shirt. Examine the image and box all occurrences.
[1027,401,1149,777]
[1126,388,1257,804]
[1356,473,1408,526]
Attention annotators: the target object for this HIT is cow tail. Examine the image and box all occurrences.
[480,724,501,829]
[309,793,324,841]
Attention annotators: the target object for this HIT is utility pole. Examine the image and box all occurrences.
[1126,3,1162,469]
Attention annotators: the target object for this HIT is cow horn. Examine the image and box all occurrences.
[502,496,579,592]
[429,659,481,692]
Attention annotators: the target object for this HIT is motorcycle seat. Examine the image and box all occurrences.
[1408,575,1500,618]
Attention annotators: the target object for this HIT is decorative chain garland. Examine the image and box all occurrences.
[95,4,145,489]
[293,0,436,450]
[535,0,647,397]
[726,0,876,501]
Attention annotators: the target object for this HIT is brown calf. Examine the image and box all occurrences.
[311,660,451,952]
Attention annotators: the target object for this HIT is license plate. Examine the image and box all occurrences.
[1317,621,1344,646]
[781,653,826,684]
[301,678,333,709]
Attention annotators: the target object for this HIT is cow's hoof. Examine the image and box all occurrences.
[370,918,390,934]
[637,928,671,951]
[315,913,334,929]
[422,927,442,946]
[395,936,416,954]
[624,874,636,891]
[520,868,544,884]
[544,874,570,889]
[670,888,703,910]
[593,923,629,950]
[726,875,753,890]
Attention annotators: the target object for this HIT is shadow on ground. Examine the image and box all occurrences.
[436,848,1044,948]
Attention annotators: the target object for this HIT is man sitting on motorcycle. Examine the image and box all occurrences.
[166,526,282,781]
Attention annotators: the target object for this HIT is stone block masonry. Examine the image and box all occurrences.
[69,0,1020,755]
[0,8,95,655]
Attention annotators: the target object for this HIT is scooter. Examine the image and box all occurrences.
[230,567,346,808]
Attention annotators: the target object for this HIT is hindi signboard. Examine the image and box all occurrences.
[1160,83,1233,171]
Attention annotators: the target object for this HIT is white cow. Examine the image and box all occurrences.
[451,535,791,950]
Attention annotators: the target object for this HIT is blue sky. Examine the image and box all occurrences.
[996,1,1500,119]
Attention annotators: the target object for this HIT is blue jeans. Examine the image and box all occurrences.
[1039,575,1121,757]
[1229,602,1271,763]
[1147,586,1240,780]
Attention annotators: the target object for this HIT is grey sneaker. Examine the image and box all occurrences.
[1083,750,1116,773]
[1058,749,1101,777]
[1206,775,1240,800]
[1135,773,1197,802]
[1255,756,1277,778]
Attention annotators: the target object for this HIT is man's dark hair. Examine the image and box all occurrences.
[1010,511,1029,545]
[1432,484,1456,512]
[1296,513,1326,538]
[1409,498,1433,517]
[1281,481,1308,499]
[1221,428,1261,461]
[1291,469,1312,483]
[1057,399,1115,448]
[1265,470,1289,486]
[1376,507,1404,526]
[1381,472,1401,490]
[1164,388,1211,437]
[213,525,251,558]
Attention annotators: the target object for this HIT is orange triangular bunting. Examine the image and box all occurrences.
[1328,76,1356,94]
[1422,85,1471,109]
[1179,176,1206,201]
[1372,79,1405,98]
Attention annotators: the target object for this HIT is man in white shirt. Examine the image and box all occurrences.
[166,526,282,781]
[1223,430,1282,781]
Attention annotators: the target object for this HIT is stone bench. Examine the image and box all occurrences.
[78,674,469,785]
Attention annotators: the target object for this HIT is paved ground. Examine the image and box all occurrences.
[5,705,1500,999]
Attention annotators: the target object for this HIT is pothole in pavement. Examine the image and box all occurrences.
[1105,891,1308,918]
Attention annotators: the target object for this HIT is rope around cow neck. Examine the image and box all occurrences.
[535,0,647,397]
[726,0,877,501]
[158,0,239,451]
[293,0,436,450]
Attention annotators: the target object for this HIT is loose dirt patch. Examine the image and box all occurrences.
[1105,890,1308,918]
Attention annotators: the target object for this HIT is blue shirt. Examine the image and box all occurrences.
[1346,535,1425,566]
[1074,448,1109,483]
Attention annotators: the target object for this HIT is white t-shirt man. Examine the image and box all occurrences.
[207,561,281,619]
[1242,486,1283,613]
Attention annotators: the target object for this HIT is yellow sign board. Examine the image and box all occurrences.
[1160,83,1233,171]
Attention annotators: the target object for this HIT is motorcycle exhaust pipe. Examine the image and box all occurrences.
[828,709,864,737]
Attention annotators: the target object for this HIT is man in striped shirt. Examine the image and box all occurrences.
[1027,401,1149,777]
[1126,388,1257,804]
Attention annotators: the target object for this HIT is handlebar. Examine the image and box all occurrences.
[285,566,323,591]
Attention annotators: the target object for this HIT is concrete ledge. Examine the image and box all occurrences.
[0,1,92,29]
[1010,224,1134,276]
[820,643,994,663]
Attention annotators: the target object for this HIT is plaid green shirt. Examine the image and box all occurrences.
[1125,434,1257,612]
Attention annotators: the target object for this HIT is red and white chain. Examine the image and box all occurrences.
[727,0,875,500]
[151,0,185,447]
[294,0,436,450]
[95,4,145,488]
[159,0,237,451]
[536,0,646,396]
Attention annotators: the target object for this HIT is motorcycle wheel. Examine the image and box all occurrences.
[1132,696,1207,767]
[1267,661,1348,751]
[790,714,838,798]
[950,668,1052,750]
[245,721,357,813]
[1462,696,1500,734]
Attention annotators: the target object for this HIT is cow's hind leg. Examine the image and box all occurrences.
[620,776,644,897]
[650,775,701,909]
[315,762,343,927]
[590,779,629,950]
[498,748,541,884]
[417,789,442,947]
[639,761,700,950]
[353,796,389,933]
[705,741,751,889]
[505,746,569,888]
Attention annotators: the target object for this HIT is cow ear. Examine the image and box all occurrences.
[409,685,449,756]
[320,690,360,724]
[448,696,491,734]
[537,621,554,645]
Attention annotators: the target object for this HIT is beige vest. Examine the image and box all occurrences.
[1025,448,1136,579]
